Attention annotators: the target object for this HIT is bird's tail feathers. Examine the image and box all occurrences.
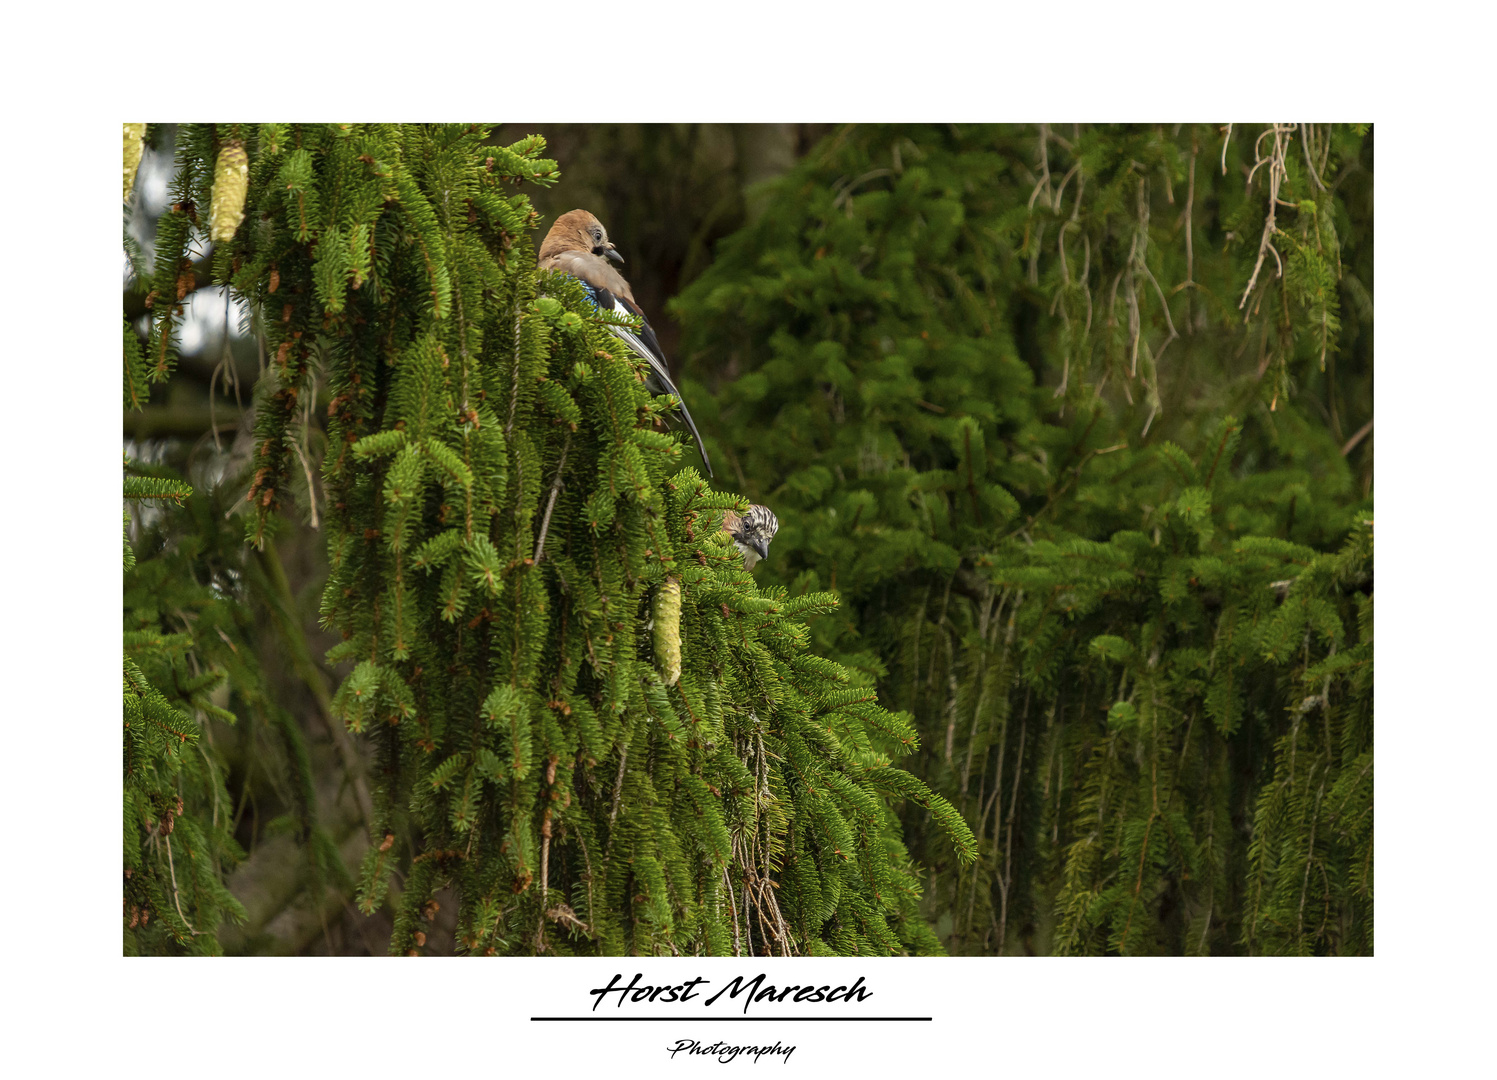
[608,325,715,478]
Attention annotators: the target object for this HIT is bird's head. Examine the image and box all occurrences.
[540,209,624,265]
[726,504,779,570]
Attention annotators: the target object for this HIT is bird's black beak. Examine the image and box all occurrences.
[604,245,624,266]
[752,539,770,562]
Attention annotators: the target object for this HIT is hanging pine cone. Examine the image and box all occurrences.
[123,123,146,203]
[209,141,249,243]
[653,577,682,686]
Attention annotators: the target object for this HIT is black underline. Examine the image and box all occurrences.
[531,1016,931,1022]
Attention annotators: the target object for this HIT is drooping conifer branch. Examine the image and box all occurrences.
[166,122,974,956]
[673,123,1373,956]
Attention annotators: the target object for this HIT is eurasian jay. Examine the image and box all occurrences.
[537,209,713,477]
[722,505,779,569]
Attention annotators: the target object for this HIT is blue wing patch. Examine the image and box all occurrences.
[562,275,713,478]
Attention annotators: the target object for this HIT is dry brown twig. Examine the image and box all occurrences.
[545,904,591,934]
[1299,123,1328,192]
[290,439,320,529]
[1050,177,1089,400]
[1028,123,1053,211]
[1183,140,1197,288]
[1340,418,1373,456]
[1239,123,1295,312]
[723,863,742,956]
[153,832,204,939]
[1051,162,1081,214]
[207,297,242,456]
[532,433,572,563]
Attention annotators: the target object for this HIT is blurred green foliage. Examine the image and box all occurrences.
[674,123,1372,954]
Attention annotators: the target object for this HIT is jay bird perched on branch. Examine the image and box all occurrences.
[537,210,713,477]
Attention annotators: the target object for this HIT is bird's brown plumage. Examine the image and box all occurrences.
[536,209,713,478]
[537,210,633,300]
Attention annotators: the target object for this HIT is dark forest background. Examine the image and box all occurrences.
[123,123,1371,955]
